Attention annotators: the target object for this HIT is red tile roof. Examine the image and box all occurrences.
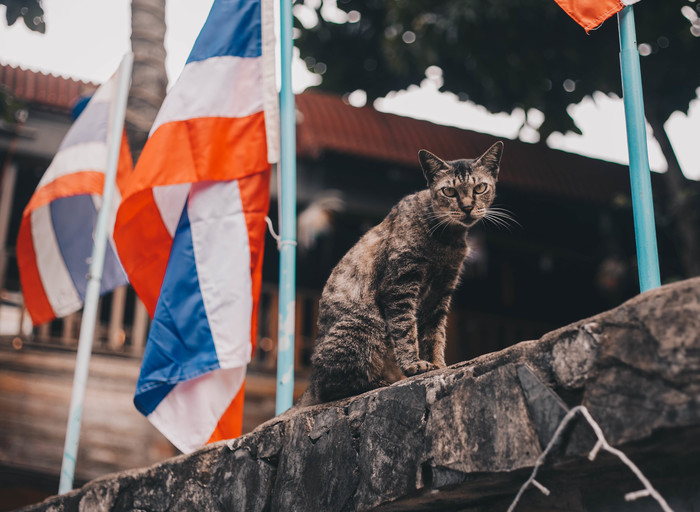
[0,63,97,113]
[296,90,649,205]
[2,63,652,204]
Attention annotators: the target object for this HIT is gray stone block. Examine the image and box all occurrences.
[20,277,700,511]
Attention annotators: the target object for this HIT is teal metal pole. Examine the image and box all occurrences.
[617,5,661,292]
[275,0,297,415]
[58,53,133,494]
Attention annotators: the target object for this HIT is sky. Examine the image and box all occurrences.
[0,0,698,179]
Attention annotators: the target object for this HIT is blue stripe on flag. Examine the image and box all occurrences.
[101,241,128,294]
[49,195,97,301]
[49,195,128,301]
[186,0,262,64]
[134,202,220,416]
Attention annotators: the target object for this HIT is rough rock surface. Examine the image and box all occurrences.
[21,278,700,511]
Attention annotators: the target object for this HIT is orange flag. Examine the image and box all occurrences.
[553,0,640,32]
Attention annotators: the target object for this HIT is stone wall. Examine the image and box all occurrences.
[21,278,700,511]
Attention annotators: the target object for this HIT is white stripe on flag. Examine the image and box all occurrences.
[149,56,264,136]
[37,142,109,189]
[57,102,110,152]
[31,205,82,317]
[147,366,246,453]
[189,180,253,367]
[261,0,279,165]
[89,75,116,104]
[153,183,191,238]
[91,192,124,248]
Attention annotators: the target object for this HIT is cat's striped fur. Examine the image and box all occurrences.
[297,142,504,405]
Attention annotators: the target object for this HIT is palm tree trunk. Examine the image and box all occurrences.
[127,0,168,162]
[648,113,700,278]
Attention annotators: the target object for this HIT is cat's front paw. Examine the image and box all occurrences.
[404,360,437,376]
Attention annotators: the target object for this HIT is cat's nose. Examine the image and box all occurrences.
[461,205,473,213]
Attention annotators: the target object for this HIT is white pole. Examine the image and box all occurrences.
[275,0,297,414]
[0,161,18,290]
[58,52,133,494]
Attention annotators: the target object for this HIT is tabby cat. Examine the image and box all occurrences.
[297,141,504,406]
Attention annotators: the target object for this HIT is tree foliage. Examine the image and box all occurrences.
[0,1,43,123]
[1,0,45,33]
[0,84,25,123]
[295,0,699,138]
[295,0,700,277]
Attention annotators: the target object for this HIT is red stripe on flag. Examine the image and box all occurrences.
[238,168,271,357]
[116,132,134,192]
[24,171,106,214]
[23,134,131,216]
[16,216,55,325]
[121,113,269,198]
[206,379,246,444]
[114,188,172,317]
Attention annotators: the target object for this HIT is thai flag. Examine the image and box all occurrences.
[553,0,640,32]
[114,0,278,453]
[16,72,132,326]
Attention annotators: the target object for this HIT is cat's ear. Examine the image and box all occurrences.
[475,141,504,178]
[418,149,448,184]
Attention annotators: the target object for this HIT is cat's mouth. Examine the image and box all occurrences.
[461,209,485,226]
[427,208,484,233]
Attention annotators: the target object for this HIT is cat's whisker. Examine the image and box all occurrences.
[423,209,464,236]
[482,216,511,231]
[428,212,459,236]
[428,217,452,236]
[495,212,516,222]
[480,207,520,231]
[487,207,519,222]
[491,213,520,229]
[487,207,519,221]
[485,211,515,225]
[422,210,451,222]
[485,218,515,231]
[488,214,519,227]
[486,206,513,212]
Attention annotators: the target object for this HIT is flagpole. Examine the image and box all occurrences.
[58,52,133,494]
[617,5,661,292]
[275,0,297,415]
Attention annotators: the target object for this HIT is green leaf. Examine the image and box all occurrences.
[1,0,45,33]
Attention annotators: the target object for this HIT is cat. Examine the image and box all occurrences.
[296,141,504,406]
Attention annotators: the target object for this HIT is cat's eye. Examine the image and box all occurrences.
[474,183,488,194]
[441,187,457,197]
